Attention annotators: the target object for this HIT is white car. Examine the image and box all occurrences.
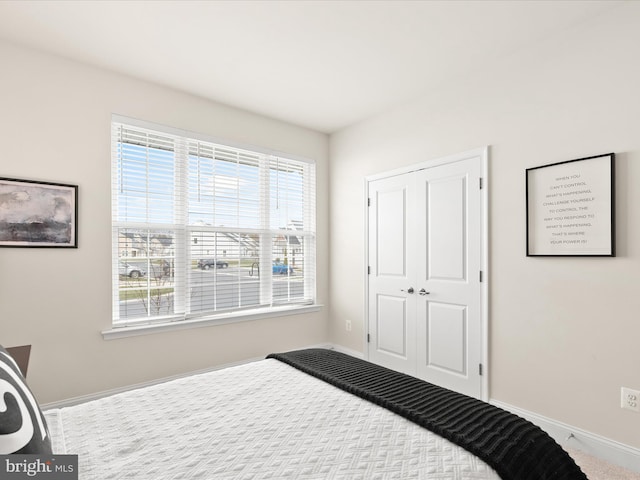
[119,262,146,278]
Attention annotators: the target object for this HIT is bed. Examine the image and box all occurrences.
[2,347,586,479]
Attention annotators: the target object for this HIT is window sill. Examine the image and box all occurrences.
[102,304,324,340]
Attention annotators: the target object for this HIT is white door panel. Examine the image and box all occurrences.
[377,188,407,277]
[368,173,417,375]
[416,158,482,397]
[425,302,467,375]
[427,174,466,281]
[377,295,408,357]
[368,153,485,399]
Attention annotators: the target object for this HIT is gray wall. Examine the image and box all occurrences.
[0,40,330,403]
[329,4,640,449]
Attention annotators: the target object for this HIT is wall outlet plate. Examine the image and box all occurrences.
[621,387,640,412]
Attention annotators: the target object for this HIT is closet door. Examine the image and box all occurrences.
[367,152,485,399]
[414,157,483,398]
[367,172,417,375]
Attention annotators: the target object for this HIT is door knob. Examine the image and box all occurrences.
[401,287,414,294]
[419,288,430,296]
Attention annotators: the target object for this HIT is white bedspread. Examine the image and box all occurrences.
[44,358,501,479]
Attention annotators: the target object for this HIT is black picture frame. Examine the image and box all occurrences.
[526,153,615,257]
[0,177,78,248]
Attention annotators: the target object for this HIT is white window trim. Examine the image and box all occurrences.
[110,115,317,337]
[102,304,323,340]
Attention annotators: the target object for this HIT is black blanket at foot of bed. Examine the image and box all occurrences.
[267,348,587,480]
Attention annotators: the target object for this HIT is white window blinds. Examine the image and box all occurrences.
[111,119,316,327]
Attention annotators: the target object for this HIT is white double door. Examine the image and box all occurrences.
[367,153,485,399]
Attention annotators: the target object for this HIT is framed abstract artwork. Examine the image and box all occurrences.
[0,177,78,248]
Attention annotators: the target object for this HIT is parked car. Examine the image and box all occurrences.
[197,258,229,270]
[272,262,293,275]
[119,262,146,278]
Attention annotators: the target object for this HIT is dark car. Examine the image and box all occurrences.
[272,262,293,275]
[197,258,229,270]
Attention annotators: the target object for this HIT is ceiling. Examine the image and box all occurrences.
[0,1,622,133]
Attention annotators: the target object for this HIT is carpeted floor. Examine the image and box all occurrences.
[566,448,640,480]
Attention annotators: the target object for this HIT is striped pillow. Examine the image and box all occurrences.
[0,345,52,454]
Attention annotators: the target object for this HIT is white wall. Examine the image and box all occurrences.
[329,4,640,449]
[0,41,329,403]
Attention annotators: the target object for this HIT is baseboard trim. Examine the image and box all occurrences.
[42,355,266,409]
[43,342,339,410]
[491,400,640,474]
[326,343,365,359]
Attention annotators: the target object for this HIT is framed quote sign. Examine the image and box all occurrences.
[526,153,615,256]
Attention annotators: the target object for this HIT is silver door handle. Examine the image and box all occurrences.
[419,288,430,296]
[401,287,414,294]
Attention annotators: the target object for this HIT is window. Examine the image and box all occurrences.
[111,117,316,329]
